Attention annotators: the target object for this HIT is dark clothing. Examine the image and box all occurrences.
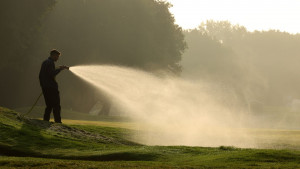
[39,57,62,123]
[39,57,61,89]
[42,88,61,123]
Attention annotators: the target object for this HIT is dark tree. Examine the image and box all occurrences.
[183,20,300,109]
[0,0,186,114]
[0,0,55,108]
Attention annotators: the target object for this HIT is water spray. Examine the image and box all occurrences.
[69,65,256,148]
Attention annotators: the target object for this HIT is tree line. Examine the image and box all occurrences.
[1,1,300,114]
[0,0,185,113]
[183,20,300,111]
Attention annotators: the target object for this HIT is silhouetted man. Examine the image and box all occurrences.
[39,49,68,123]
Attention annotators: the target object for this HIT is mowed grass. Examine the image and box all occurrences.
[14,106,131,122]
[1,107,300,168]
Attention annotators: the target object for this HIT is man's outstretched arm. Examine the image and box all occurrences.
[46,61,61,78]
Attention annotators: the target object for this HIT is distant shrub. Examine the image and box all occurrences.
[219,146,239,151]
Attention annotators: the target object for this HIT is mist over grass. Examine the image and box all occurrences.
[70,65,299,148]
[1,1,300,168]
[1,107,300,168]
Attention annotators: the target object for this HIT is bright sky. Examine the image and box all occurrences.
[167,0,300,34]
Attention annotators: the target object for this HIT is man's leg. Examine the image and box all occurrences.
[52,89,62,123]
[44,107,52,121]
[42,88,52,122]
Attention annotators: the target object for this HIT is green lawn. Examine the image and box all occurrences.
[14,106,129,122]
[1,107,300,168]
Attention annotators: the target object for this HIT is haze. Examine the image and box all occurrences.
[1,0,299,149]
[71,65,256,147]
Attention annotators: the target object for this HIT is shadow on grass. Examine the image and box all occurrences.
[74,152,159,161]
[0,114,158,161]
[255,151,300,162]
[0,116,53,157]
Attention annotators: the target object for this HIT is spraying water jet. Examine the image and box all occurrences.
[70,65,257,148]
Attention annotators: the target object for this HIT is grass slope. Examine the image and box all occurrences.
[1,107,300,168]
[14,106,129,122]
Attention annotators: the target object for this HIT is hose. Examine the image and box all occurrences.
[22,92,43,117]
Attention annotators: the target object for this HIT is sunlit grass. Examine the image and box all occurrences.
[1,107,300,168]
[63,119,137,130]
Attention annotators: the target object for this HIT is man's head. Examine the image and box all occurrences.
[50,49,61,62]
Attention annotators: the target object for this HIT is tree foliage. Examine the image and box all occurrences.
[0,0,55,107]
[40,0,186,72]
[183,20,300,107]
[35,0,187,112]
[0,0,186,112]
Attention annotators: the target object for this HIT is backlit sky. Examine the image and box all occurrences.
[167,0,300,34]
